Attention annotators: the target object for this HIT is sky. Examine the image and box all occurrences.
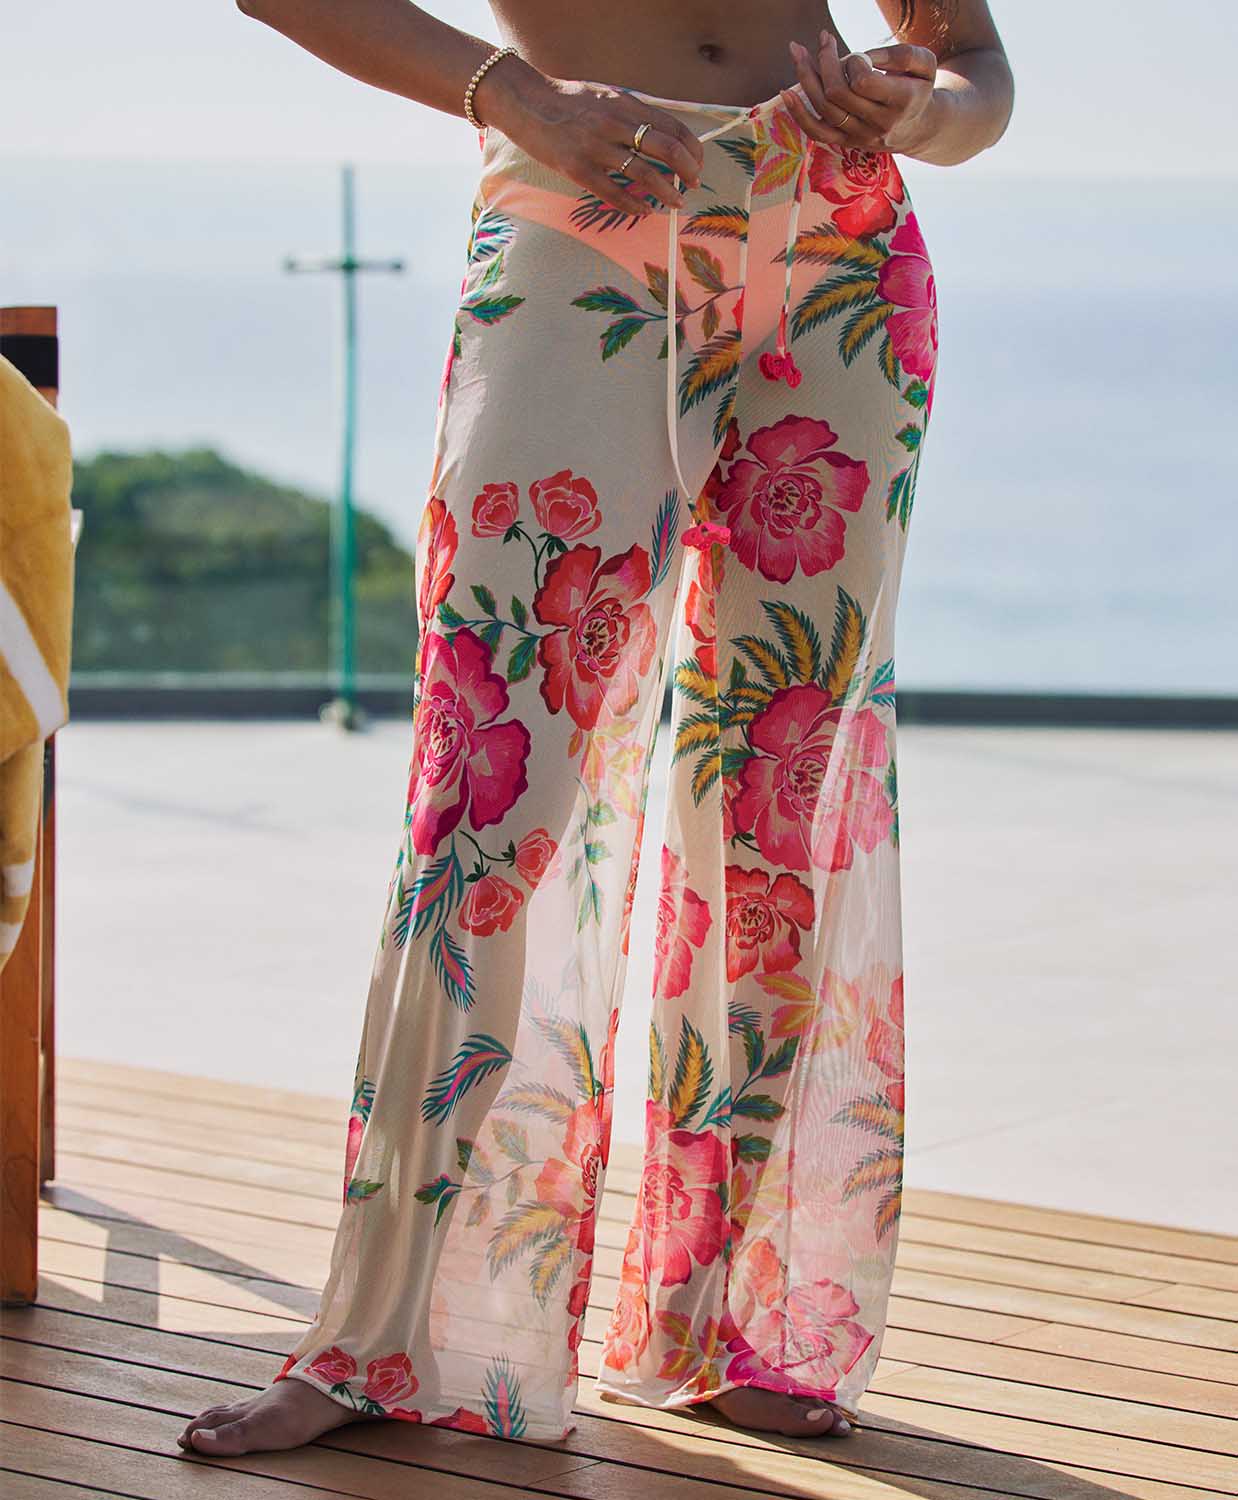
[4,0,1236,178]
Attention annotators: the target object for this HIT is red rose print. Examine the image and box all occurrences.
[733,687,894,872]
[459,873,524,936]
[724,865,814,980]
[866,972,904,1080]
[637,1101,728,1286]
[533,543,656,730]
[471,481,519,537]
[530,468,603,540]
[513,827,557,888]
[343,1113,363,1203]
[416,495,457,628]
[362,1352,419,1406]
[306,1346,356,1386]
[653,845,712,999]
[714,415,868,584]
[408,628,531,854]
[809,146,906,237]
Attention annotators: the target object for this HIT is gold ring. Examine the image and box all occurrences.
[632,121,653,152]
[620,151,637,175]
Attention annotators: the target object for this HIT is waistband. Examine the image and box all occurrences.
[587,79,792,135]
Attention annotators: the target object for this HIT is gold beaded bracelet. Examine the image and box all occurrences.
[463,45,518,130]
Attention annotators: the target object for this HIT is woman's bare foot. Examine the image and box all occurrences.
[176,1377,384,1457]
[706,1387,853,1438]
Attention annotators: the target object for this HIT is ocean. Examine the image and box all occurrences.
[4,156,1235,694]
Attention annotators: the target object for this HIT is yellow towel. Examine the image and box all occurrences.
[0,354,74,970]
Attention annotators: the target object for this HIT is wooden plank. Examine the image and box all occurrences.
[48,1154,342,1229]
[56,1128,344,1202]
[0,764,43,1307]
[1135,1285,1238,1321]
[897,1212,1238,1294]
[0,1345,602,1492]
[893,1240,1175,1303]
[58,1057,347,1125]
[857,1392,1238,1494]
[37,1238,322,1322]
[574,1388,1228,1500]
[892,1268,1238,1352]
[879,1327,1238,1419]
[998,1322,1238,1386]
[42,1181,338,1257]
[903,1188,1238,1267]
[0,1473,130,1500]
[39,734,56,1188]
[38,1202,331,1287]
[866,1364,1238,1456]
[55,1084,345,1152]
[55,1101,346,1171]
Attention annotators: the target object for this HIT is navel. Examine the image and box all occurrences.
[698,41,724,64]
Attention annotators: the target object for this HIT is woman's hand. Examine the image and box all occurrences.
[780,31,939,155]
[477,61,706,217]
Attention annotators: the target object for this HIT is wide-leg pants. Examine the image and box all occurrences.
[273,81,938,1441]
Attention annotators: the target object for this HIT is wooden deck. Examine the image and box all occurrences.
[2,1059,1235,1500]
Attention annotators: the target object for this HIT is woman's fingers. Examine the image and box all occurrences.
[865,42,939,80]
[581,163,659,217]
[614,99,705,185]
[779,85,849,146]
[789,39,838,124]
[616,149,687,209]
[623,124,702,189]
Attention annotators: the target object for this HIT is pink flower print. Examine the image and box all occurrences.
[866,971,904,1081]
[343,1114,363,1203]
[733,688,894,872]
[653,845,712,999]
[638,1101,729,1286]
[808,146,906,238]
[878,212,938,383]
[407,628,531,855]
[416,495,457,629]
[533,543,656,730]
[724,1278,873,1389]
[530,468,603,540]
[534,1097,608,1256]
[306,1346,356,1386]
[459,873,524,936]
[724,866,814,981]
[362,1352,419,1407]
[604,1223,653,1371]
[714,415,868,584]
[471,481,519,538]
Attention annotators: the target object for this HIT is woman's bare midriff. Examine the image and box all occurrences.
[489,1,858,106]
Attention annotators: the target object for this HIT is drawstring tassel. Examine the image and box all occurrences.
[681,520,731,551]
[758,308,803,388]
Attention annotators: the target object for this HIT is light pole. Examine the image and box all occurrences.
[284,163,404,731]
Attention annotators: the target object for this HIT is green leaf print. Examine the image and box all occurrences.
[506,633,537,684]
[668,1018,713,1127]
[345,1178,385,1202]
[731,1093,783,1121]
[571,286,641,315]
[465,295,525,326]
[421,1033,514,1125]
[734,1134,772,1162]
[471,583,497,615]
[483,1355,529,1438]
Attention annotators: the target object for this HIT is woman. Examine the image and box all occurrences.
[178,0,1012,1457]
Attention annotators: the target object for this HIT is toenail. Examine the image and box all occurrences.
[833,1415,852,1435]
[807,1407,831,1421]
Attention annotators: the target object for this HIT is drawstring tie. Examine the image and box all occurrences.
[665,121,810,510]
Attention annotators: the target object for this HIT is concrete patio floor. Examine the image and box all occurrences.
[51,716,1237,1235]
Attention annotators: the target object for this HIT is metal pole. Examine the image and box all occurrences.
[283,163,404,733]
[337,163,358,718]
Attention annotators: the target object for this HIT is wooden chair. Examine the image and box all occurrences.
[0,305,76,1306]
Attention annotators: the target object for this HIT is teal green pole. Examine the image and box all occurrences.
[338,163,358,714]
[283,164,404,730]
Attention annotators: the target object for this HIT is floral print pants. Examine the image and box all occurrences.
[273,82,938,1441]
